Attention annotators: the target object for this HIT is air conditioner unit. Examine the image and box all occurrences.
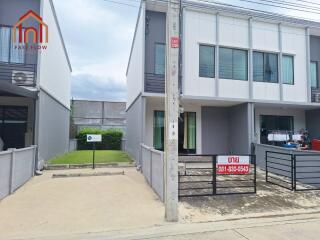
[12,71,33,86]
[314,93,320,103]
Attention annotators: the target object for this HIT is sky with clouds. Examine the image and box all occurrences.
[52,0,320,102]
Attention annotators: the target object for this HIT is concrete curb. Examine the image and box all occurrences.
[44,163,134,170]
[52,171,125,178]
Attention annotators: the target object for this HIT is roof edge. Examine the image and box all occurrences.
[48,0,72,72]
[126,0,144,76]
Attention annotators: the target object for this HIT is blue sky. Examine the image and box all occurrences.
[52,0,320,101]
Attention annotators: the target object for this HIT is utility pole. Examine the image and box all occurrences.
[164,0,180,222]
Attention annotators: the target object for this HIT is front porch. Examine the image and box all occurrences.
[143,96,320,156]
[143,96,253,155]
[0,91,36,150]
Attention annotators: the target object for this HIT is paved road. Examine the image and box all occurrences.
[12,211,320,240]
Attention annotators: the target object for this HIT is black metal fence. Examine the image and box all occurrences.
[178,154,256,198]
[266,151,320,191]
[144,73,165,93]
[266,151,295,190]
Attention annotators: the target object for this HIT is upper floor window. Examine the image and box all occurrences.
[253,52,278,83]
[155,43,165,75]
[282,55,294,85]
[219,47,248,81]
[199,45,215,78]
[0,26,25,64]
[311,61,318,88]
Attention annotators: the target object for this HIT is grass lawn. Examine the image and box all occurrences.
[49,150,132,165]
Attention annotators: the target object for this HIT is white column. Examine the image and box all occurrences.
[249,18,253,99]
[279,23,284,101]
[306,27,311,103]
[215,13,220,97]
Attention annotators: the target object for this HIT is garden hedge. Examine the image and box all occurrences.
[77,128,123,150]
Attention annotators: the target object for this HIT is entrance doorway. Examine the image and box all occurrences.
[260,115,294,144]
[0,106,28,150]
[153,111,196,153]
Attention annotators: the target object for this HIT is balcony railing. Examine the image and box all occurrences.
[144,73,165,93]
[0,62,37,87]
[312,88,320,103]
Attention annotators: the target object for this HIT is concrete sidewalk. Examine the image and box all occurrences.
[9,210,320,240]
[0,167,165,240]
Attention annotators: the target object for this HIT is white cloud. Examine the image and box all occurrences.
[53,0,138,101]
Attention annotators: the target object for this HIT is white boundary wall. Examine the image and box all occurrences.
[141,144,164,202]
[0,146,37,200]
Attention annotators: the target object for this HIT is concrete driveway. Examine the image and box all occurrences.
[0,167,165,240]
[179,169,320,222]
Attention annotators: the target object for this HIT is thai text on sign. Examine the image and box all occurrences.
[216,155,250,175]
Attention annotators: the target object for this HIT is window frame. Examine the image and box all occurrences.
[219,46,248,81]
[199,44,215,78]
[253,51,279,83]
[311,61,318,88]
[0,25,26,64]
[282,54,294,85]
[154,42,165,76]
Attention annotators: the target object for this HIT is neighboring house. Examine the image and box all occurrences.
[70,100,126,135]
[0,0,71,168]
[126,0,320,162]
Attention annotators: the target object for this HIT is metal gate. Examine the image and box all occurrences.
[178,154,256,198]
[266,151,295,190]
[266,151,320,191]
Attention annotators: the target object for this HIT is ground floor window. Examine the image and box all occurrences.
[153,111,196,153]
[0,106,28,150]
[260,115,294,144]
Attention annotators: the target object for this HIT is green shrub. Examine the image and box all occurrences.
[77,128,123,150]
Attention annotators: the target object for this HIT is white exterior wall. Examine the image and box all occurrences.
[182,9,309,103]
[38,0,71,108]
[254,107,306,144]
[282,25,307,102]
[183,9,217,97]
[145,98,202,154]
[126,4,145,108]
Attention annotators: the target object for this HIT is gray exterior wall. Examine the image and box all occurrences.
[310,36,320,87]
[306,108,320,140]
[37,90,69,165]
[229,104,251,154]
[71,100,126,135]
[144,11,166,93]
[202,107,230,154]
[126,95,143,162]
[202,103,250,155]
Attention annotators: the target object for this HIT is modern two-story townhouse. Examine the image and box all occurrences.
[126,0,320,163]
[0,0,71,168]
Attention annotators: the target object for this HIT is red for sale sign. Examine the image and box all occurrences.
[217,156,250,175]
[171,37,179,48]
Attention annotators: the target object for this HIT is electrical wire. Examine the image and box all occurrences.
[102,0,320,24]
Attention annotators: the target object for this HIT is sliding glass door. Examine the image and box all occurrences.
[153,111,164,150]
[179,112,196,154]
[153,111,196,153]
